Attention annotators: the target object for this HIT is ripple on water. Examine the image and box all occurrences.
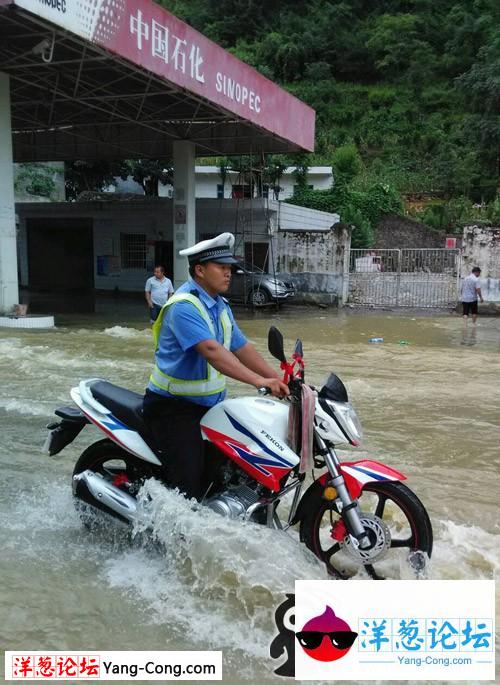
[0,397,52,417]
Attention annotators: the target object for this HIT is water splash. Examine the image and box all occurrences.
[134,479,327,599]
[431,519,500,578]
[99,479,327,678]
[103,326,151,340]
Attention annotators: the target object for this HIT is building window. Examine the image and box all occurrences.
[121,233,146,269]
[216,184,224,198]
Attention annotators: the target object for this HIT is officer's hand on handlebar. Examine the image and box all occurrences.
[255,377,290,398]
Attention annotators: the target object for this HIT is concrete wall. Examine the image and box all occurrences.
[461,225,500,302]
[276,223,351,304]
[17,200,173,292]
[374,214,446,248]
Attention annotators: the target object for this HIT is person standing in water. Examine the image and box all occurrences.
[145,265,174,323]
[461,266,483,326]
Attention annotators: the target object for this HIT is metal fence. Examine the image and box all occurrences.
[348,249,460,308]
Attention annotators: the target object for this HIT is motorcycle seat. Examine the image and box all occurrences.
[90,380,148,435]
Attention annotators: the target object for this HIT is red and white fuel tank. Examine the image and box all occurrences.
[200,397,300,491]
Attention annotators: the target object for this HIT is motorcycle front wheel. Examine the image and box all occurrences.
[299,480,433,579]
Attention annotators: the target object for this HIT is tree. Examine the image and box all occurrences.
[64,160,127,201]
[455,37,500,194]
[287,144,402,249]
[291,153,311,191]
[442,4,495,76]
[365,14,437,83]
[125,159,173,196]
[332,144,362,188]
[14,163,62,200]
[158,0,277,45]
[64,159,173,199]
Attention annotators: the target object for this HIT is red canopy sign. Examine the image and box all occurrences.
[9,0,315,151]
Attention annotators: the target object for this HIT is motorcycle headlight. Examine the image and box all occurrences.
[330,401,363,445]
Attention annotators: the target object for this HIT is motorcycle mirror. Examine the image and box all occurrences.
[268,326,286,363]
[294,338,303,357]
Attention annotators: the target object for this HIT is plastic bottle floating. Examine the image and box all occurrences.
[368,337,384,343]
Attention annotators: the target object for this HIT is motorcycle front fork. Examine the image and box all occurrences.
[317,433,371,550]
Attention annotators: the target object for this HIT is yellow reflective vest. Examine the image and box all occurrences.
[149,293,232,397]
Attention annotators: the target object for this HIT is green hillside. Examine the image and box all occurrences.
[160,0,499,240]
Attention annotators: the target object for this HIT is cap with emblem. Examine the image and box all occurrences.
[179,232,238,265]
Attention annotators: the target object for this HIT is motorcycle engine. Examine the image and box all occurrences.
[205,484,260,519]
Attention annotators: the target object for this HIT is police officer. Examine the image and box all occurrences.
[143,232,289,500]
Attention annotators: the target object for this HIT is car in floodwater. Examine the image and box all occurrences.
[228,261,296,307]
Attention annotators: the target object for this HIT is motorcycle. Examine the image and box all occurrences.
[43,326,433,579]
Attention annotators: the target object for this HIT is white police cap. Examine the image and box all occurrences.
[179,232,238,265]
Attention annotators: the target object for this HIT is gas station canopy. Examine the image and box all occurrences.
[0,0,315,161]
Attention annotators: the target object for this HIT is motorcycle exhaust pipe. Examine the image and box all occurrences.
[73,470,137,524]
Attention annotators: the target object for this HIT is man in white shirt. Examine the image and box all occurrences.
[460,266,483,325]
[145,265,174,322]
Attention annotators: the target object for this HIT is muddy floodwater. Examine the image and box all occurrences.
[1,302,499,684]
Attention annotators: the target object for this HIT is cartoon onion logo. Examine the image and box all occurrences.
[296,606,358,662]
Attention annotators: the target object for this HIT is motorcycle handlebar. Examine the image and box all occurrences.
[257,387,272,396]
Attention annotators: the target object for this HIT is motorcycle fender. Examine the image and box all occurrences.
[43,416,89,455]
[320,460,407,499]
[289,478,324,527]
[290,460,407,525]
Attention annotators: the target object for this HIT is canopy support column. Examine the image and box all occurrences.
[172,140,196,288]
[0,73,19,314]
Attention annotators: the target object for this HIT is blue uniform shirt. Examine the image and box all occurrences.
[147,279,247,406]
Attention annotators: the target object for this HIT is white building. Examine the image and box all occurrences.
[177,165,333,201]
[110,165,333,200]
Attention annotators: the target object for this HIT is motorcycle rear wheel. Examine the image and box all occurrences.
[72,439,158,528]
[299,480,433,579]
